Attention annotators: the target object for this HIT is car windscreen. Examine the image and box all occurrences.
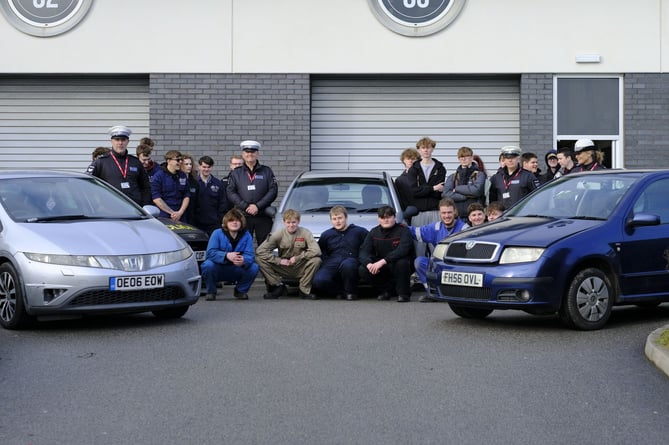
[0,176,148,222]
[507,174,638,220]
[285,178,392,213]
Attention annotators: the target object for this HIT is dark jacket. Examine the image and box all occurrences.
[359,223,413,266]
[195,174,228,233]
[488,166,540,208]
[86,150,151,206]
[318,223,369,265]
[394,170,416,210]
[407,158,447,212]
[226,162,278,216]
[443,164,487,217]
[574,161,606,172]
[151,166,191,219]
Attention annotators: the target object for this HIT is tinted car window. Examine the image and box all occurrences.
[633,178,669,223]
[509,175,636,219]
[0,177,145,222]
[285,179,392,213]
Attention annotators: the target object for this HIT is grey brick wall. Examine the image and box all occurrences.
[624,73,669,168]
[149,73,311,204]
[519,74,553,163]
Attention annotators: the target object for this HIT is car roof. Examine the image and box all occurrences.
[295,170,389,180]
[0,170,89,179]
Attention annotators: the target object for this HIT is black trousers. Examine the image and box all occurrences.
[358,257,412,297]
[247,215,273,245]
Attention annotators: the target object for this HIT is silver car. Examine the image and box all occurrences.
[271,170,409,239]
[0,171,201,329]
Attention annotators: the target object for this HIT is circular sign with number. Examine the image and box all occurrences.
[368,0,466,36]
[0,0,93,37]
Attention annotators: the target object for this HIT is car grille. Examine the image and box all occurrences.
[445,241,499,262]
[67,286,185,307]
[438,285,492,300]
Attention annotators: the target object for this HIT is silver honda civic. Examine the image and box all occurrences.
[0,170,201,329]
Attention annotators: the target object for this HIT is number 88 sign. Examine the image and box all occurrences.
[368,0,466,36]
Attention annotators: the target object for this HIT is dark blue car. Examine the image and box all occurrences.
[427,170,669,330]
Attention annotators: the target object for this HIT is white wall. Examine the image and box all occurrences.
[2,0,666,74]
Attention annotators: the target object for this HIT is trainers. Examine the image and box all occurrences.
[377,291,391,301]
[419,294,434,303]
[204,294,216,301]
[233,289,248,300]
[397,295,410,303]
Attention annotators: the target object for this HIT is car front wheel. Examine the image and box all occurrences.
[0,263,31,330]
[559,267,613,330]
[448,304,493,319]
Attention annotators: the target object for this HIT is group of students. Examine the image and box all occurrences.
[87,126,278,242]
[88,127,605,302]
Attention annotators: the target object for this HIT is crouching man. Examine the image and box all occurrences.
[312,206,369,300]
[256,209,322,299]
[200,209,259,301]
[358,206,414,302]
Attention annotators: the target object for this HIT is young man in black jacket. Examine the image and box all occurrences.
[358,206,414,303]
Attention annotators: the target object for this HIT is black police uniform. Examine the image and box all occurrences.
[226,161,278,243]
[87,150,151,206]
[488,166,540,208]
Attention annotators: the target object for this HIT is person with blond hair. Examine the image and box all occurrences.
[256,209,321,300]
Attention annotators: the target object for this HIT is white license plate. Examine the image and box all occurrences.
[195,251,206,261]
[441,271,483,288]
[110,274,165,291]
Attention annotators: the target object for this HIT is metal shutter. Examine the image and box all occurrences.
[0,75,149,171]
[311,75,519,176]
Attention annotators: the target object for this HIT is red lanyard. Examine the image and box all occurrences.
[503,168,521,191]
[110,152,128,179]
[587,162,599,171]
[246,170,256,183]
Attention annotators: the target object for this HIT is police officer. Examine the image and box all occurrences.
[573,138,606,172]
[226,140,278,244]
[488,145,540,208]
[87,125,151,206]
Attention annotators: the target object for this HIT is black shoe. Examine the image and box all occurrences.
[233,289,248,300]
[345,293,357,301]
[419,294,434,303]
[264,284,287,299]
[299,291,318,300]
[377,291,391,301]
[336,293,346,300]
[204,294,216,301]
[397,295,410,303]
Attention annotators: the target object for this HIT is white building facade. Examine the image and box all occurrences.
[2,0,668,197]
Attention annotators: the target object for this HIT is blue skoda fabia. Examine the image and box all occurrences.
[427,170,669,330]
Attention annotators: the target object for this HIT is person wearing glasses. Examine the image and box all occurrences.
[226,140,278,244]
[87,125,152,206]
[151,150,191,222]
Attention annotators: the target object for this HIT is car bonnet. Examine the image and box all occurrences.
[448,217,604,248]
[6,218,186,256]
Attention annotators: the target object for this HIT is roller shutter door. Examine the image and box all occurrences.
[311,75,519,176]
[0,75,149,171]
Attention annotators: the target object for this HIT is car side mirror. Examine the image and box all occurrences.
[265,206,277,218]
[626,212,660,228]
[143,205,160,217]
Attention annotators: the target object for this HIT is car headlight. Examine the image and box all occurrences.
[23,247,192,271]
[499,247,545,264]
[432,243,449,261]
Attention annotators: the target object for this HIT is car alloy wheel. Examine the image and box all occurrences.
[0,263,31,330]
[560,267,613,330]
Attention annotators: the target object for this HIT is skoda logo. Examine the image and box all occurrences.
[465,241,476,250]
